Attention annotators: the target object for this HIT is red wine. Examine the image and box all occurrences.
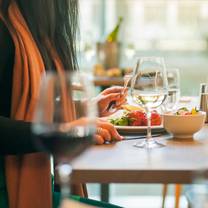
[35,131,93,161]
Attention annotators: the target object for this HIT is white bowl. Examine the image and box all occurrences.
[163,111,206,139]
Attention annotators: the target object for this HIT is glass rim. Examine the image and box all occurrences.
[135,56,165,63]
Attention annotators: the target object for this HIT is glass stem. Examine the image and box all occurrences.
[58,163,72,200]
[146,109,152,141]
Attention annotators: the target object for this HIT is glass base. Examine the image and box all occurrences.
[134,138,165,149]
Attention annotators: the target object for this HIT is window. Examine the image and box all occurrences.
[78,0,208,96]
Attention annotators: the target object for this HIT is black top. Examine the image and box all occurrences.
[0,20,37,155]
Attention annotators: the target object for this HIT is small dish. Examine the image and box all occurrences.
[163,111,206,139]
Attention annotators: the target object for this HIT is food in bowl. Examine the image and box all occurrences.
[163,107,206,139]
[109,110,162,126]
[175,107,199,115]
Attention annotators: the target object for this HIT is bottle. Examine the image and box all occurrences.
[106,17,123,42]
[199,83,208,122]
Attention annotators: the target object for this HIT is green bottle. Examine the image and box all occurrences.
[106,17,123,42]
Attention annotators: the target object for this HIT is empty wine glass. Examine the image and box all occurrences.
[163,68,180,112]
[130,57,168,149]
[32,71,97,206]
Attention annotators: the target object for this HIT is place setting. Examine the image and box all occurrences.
[106,56,206,149]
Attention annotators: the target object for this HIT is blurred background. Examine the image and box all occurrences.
[77,0,208,207]
[78,0,208,95]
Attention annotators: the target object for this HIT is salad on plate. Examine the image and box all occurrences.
[109,105,162,127]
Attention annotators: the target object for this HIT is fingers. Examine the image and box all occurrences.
[94,119,123,145]
[97,121,123,141]
[108,124,123,141]
[97,127,111,141]
[122,87,128,95]
[116,97,127,107]
[104,93,121,103]
[113,90,128,107]
[101,86,126,95]
[94,134,104,145]
[98,87,128,117]
[101,109,118,117]
[105,90,128,103]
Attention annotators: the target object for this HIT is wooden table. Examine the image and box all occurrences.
[71,126,208,185]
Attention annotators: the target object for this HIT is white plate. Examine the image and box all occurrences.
[115,125,164,134]
[108,110,164,134]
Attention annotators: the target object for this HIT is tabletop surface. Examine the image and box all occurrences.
[71,125,208,184]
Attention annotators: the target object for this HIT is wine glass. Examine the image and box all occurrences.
[32,71,97,205]
[163,68,180,112]
[130,57,168,149]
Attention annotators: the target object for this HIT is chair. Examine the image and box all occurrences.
[162,184,182,208]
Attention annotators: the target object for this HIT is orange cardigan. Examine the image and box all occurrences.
[0,1,78,207]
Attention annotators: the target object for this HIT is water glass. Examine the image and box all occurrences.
[164,68,180,112]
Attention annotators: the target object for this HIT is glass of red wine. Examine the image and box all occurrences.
[32,71,97,206]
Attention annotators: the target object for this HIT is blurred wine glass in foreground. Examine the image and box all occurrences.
[32,71,97,206]
[131,57,168,149]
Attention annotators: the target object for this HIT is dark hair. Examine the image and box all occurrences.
[1,0,78,71]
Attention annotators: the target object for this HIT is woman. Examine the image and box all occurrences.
[0,0,126,207]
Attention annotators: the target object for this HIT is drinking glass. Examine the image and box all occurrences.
[32,71,97,205]
[130,57,168,148]
[163,68,180,112]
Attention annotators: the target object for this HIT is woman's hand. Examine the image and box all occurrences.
[94,118,123,145]
[95,86,128,117]
[61,117,123,145]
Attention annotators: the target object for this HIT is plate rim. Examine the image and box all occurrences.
[115,125,163,130]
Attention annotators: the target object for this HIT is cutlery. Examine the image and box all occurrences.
[107,74,132,112]
[123,134,162,140]
[121,74,132,95]
[104,134,163,145]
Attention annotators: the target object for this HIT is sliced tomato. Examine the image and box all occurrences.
[141,115,147,126]
[131,119,142,126]
[127,110,161,126]
[151,111,162,125]
[127,111,145,126]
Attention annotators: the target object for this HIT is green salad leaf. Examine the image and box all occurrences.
[109,116,129,126]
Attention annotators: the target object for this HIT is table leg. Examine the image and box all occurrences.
[100,184,110,203]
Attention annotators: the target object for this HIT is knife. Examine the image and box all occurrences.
[123,134,161,140]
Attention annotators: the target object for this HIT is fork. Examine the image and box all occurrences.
[107,74,132,112]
